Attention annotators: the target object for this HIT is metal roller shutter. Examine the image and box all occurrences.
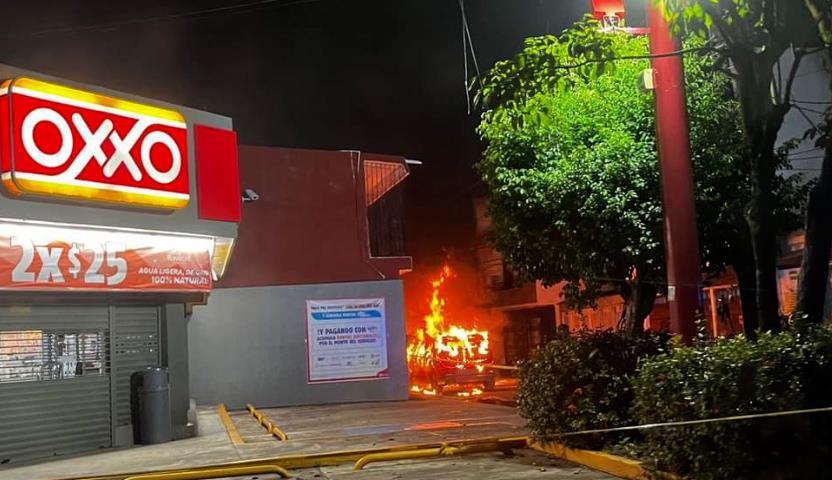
[0,306,111,465]
[111,306,160,428]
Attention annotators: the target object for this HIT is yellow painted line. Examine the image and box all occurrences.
[531,441,670,480]
[63,436,530,480]
[353,441,520,470]
[246,403,289,441]
[123,465,290,480]
[216,404,244,446]
[354,447,442,470]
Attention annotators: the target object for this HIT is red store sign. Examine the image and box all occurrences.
[0,77,189,209]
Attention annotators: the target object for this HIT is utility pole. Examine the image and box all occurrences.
[591,0,700,341]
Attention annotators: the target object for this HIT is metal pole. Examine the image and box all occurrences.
[647,1,700,342]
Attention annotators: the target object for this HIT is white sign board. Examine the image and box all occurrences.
[305,298,389,383]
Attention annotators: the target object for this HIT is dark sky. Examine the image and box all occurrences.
[0,0,646,267]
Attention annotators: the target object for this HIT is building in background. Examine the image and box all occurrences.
[0,66,240,465]
[189,146,412,409]
[474,196,671,357]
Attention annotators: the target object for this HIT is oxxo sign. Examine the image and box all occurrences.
[0,77,189,209]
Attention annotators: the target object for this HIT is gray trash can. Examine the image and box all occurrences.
[133,366,172,445]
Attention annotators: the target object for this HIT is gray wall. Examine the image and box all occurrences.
[161,303,191,439]
[777,50,831,178]
[188,280,408,409]
[0,63,236,239]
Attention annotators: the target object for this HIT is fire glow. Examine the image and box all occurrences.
[407,265,490,396]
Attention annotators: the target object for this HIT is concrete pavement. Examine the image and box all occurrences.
[1,398,618,480]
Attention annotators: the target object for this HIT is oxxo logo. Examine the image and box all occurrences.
[21,108,182,185]
[0,77,190,209]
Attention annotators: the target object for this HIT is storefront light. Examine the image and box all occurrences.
[0,221,214,254]
[211,237,235,281]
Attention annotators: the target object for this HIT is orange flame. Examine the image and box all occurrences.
[408,264,490,397]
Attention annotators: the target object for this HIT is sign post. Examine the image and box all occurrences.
[591,0,700,341]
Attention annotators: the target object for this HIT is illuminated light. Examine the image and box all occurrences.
[11,77,185,124]
[1,77,190,209]
[476,365,484,373]
[1,173,189,209]
[211,237,235,281]
[0,221,213,254]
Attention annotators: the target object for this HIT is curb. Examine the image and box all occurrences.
[475,396,516,407]
[530,441,648,480]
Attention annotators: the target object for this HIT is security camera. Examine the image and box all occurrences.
[242,188,260,203]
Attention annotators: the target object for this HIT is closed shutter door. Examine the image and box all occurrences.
[112,306,160,428]
[0,306,111,465]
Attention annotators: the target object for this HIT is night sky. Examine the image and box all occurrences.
[0,0,646,267]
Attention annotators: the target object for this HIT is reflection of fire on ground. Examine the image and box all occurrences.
[406,265,497,397]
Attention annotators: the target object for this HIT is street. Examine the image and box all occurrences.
[2,398,616,480]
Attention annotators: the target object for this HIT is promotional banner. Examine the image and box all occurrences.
[306,298,388,383]
[0,222,212,292]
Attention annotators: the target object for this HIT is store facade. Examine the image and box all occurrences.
[0,66,239,465]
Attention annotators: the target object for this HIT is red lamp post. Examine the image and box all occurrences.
[591,0,700,341]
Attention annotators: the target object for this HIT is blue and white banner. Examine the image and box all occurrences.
[306,298,388,383]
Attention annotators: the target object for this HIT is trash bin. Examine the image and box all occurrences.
[132,366,172,445]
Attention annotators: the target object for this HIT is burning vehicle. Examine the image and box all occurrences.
[407,265,495,395]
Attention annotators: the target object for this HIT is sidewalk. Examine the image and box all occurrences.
[1,398,618,480]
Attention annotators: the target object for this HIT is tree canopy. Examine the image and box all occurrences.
[656,0,823,331]
[476,27,806,331]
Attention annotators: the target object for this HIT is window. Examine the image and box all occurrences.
[364,159,409,258]
[0,330,107,383]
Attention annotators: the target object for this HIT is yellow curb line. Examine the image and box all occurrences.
[530,442,684,480]
[62,436,530,480]
[123,464,291,480]
[216,404,244,446]
[246,403,289,441]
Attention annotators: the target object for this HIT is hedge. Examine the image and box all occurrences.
[632,327,832,480]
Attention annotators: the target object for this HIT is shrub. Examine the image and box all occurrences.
[517,329,669,449]
[632,326,832,480]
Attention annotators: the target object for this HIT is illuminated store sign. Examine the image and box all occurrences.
[0,77,189,209]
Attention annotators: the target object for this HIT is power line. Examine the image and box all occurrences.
[520,43,716,74]
[542,406,832,440]
[461,0,471,114]
[23,0,327,37]
[793,99,832,106]
[459,0,482,115]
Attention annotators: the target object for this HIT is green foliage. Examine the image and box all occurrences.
[478,33,663,306]
[476,27,807,312]
[517,330,670,449]
[658,0,812,50]
[476,17,618,109]
[633,327,832,479]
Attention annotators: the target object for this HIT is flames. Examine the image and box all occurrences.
[407,265,490,396]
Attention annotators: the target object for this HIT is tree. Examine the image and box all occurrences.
[476,26,806,333]
[795,1,832,325]
[657,1,817,332]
